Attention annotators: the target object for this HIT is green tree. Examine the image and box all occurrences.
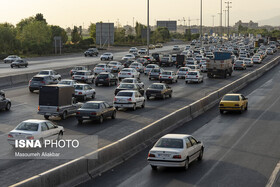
[35,13,47,24]
[135,22,146,38]
[71,26,82,43]
[0,23,20,54]
[50,25,68,43]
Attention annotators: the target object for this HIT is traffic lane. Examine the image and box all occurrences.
[0,44,185,76]
[0,54,276,185]
[80,57,280,187]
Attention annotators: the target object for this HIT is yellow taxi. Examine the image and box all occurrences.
[219,93,248,114]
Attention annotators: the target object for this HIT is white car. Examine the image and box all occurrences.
[58,79,78,86]
[252,57,261,64]
[200,61,207,72]
[129,47,138,53]
[186,64,200,71]
[185,71,204,83]
[74,84,96,101]
[186,57,197,65]
[70,66,88,76]
[4,55,21,63]
[147,134,204,170]
[121,78,144,88]
[100,53,114,61]
[173,45,180,51]
[118,68,140,80]
[138,48,147,55]
[113,90,145,111]
[144,64,159,75]
[7,119,64,146]
[243,58,253,67]
[72,70,95,83]
[185,45,191,50]
[159,71,178,84]
[37,70,61,81]
[129,62,144,73]
[266,48,274,55]
[107,61,124,72]
[177,67,191,79]
[93,63,112,74]
[122,54,135,61]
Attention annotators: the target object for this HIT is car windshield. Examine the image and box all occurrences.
[179,68,188,71]
[149,84,164,89]
[162,72,171,75]
[39,71,49,75]
[146,65,154,68]
[119,84,135,89]
[16,122,39,131]
[235,61,243,64]
[74,85,84,90]
[121,69,131,72]
[125,55,132,57]
[117,92,133,97]
[75,72,86,75]
[103,53,110,56]
[155,138,183,148]
[74,67,84,70]
[97,74,109,78]
[222,95,240,101]
[152,69,160,72]
[59,81,72,85]
[122,79,133,83]
[96,65,105,68]
[109,62,117,65]
[81,103,100,109]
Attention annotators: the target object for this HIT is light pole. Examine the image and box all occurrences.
[212,15,215,27]
[225,1,232,39]
[147,0,150,55]
[223,10,227,35]
[200,0,203,42]
[220,0,223,37]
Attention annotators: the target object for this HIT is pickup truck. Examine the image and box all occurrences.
[38,85,82,120]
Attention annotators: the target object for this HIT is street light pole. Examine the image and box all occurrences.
[225,1,232,39]
[220,0,223,37]
[200,0,203,43]
[147,0,150,55]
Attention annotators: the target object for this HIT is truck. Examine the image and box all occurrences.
[38,85,82,120]
[207,52,233,78]
[175,54,186,68]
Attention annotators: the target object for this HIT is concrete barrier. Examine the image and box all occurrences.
[0,76,12,87]
[12,56,280,187]
[11,74,29,86]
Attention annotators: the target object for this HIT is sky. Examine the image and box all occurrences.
[0,0,280,29]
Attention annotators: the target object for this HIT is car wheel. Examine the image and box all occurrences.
[99,115,104,124]
[111,111,116,119]
[245,103,248,110]
[57,131,63,140]
[58,77,61,81]
[151,165,157,170]
[160,81,162,83]
[11,66,13,68]
[141,101,145,108]
[220,110,224,114]
[198,149,203,161]
[78,119,83,124]
[25,65,27,67]
[147,96,150,100]
[133,104,137,111]
[91,93,95,99]
[176,79,178,83]
[185,81,188,84]
[169,93,172,98]
[184,158,189,170]
[5,102,11,111]
[95,83,98,87]
[44,115,49,120]
[61,111,67,120]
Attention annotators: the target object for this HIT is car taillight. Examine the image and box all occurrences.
[106,78,109,80]
[57,107,59,112]
[8,134,13,138]
[81,77,84,79]
[159,76,162,78]
[76,112,80,115]
[72,76,74,79]
[41,81,45,84]
[128,73,131,75]
[127,98,132,101]
[148,153,155,157]
[38,106,40,111]
[196,76,198,78]
[168,76,171,78]
[173,155,181,159]
[91,112,97,115]
[114,98,117,101]
[79,92,82,95]
[27,136,34,140]
[102,68,105,70]
[235,104,239,106]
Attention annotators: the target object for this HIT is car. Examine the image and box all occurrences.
[266,48,274,55]
[136,58,148,66]
[147,134,204,170]
[160,56,173,67]
[171,54,177,63]
[121,78,144,88]
[159,71,178,84]
[146,83,172,100]
[123,60,134,68]
[74,84,96,101]
[122,54,136,61]
[151,53,162,63]
[84,48,99,57]
[107,61,124,72]
[234,60,246,70]
[93,63,112,74]
[155,43,163,48]
[114,83,144,96]
[185,71,204,84]
[95,72,118,86]
[144,64,159,75]
[7,119,64,146]
[76,101,116,124]
[113,90,145,111]
[173,45,180,51]
[138,48,147,55]
[149,68,164,80]
[118,68,140,80]
[149,44,156,50]
[72,70,95,83]
[132,52,140,59]
[58,79,78,87]
[37,70,61,81]
[186,64,200,71]
[0,90,11,111]
[219,93,248,114]
[129,47,138,53]
[185,45,191,50]
[243,58,253,67]
[100,53,114,61]
[186,57,196,65]
[29,75,57,92]
[70,66,88,76]
[143,56,155,64]
[252,56,262,64]
[200,61,207,72]
[10,59,28,68]
[4,55,21,63]
[129,62,144,73]
[177,67,191,79]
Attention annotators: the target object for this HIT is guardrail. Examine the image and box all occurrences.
[11,56,280,187]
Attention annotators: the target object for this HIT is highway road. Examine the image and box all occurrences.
[79,52,280,187]
[0,50,279,186]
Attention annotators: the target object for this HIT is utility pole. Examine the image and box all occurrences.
[223,9,227,36]
[212,15,215,27]
[147,0,150,55]
[225,1,232,39]
[220,0,223,37]
[200,0,203,43]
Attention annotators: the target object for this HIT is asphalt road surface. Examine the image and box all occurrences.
[79,55,280,187]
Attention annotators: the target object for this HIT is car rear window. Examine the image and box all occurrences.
[74,67,84,70]
[32,77,44,81]
[74,85,84,90]
[16,122,39,131]
[81,103,100,109]
[97,74,108,78]
[162,72,171,75]
[222,95,240,101]
[117,92,133,97]
[122,79,133,83]
[39,71,49,75]
[59,81,71,85]
[152,69,160,72]
[146,65,154,68]
[119,84,135,89]
[75,72,86,75]
[188,72,197,76]
[149,84,163,89]
[155,138,183,148]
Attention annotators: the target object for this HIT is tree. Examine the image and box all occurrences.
[35,13,47,24]
[135,22,146,38]
[71,26,82,43]
[0,23,20,54]
[16,17,35,32]
[50,25,68,44]
[88,23,96,41]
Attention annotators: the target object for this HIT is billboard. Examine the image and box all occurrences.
[96,23,114,45]
[157,21,177,31]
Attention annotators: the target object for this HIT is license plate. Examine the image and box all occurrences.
[45,113,51,116]
[151,94,156,96]
[99,79,104,81]
[158,154,170,157]
[15,135,25,138]
[83,116,90,119]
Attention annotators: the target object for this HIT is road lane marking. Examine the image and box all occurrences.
[195,91,280,186]
[266,161,280,187]
[11,103,26,108]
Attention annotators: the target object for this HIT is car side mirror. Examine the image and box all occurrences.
[54,125,58,128]
[197,141,201,144]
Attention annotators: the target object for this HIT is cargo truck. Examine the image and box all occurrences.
[207,52,233,78]
[38,85,82,120]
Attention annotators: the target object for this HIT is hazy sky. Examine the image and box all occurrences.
[1,0,280,28]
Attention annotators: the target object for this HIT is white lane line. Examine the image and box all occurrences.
[195,92,280,186]
[266,162,280,187]
[11,103,26,107]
